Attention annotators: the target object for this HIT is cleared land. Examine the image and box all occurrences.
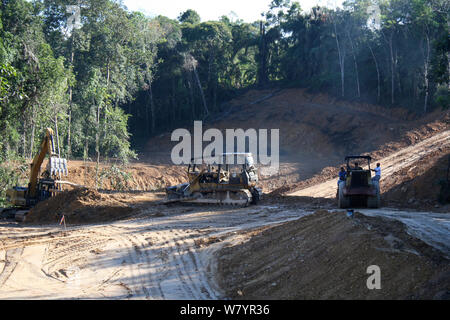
[1,89,449,299]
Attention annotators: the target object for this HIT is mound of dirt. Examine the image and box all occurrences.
[383,150,450,209]
[216,210,450,300]
[48,160,187,192]
[25,188,134,225]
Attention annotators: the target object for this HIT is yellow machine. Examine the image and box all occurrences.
[2,128,68,221]
[165,153,262,206]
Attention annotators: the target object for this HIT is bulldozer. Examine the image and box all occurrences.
[337,155,380,208]
[1,128,68,221]
[165,153,262,206]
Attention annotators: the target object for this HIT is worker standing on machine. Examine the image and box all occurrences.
[371,163,381,182]
[338,167,347,186]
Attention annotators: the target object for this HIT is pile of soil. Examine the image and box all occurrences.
[25,188,134,225]
[51,160,187,192]
[216,210,449,300]
[383,150,450,209]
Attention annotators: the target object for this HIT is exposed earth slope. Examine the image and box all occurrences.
[1,88,449,300]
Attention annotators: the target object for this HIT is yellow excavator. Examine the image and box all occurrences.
[1,128,68,221]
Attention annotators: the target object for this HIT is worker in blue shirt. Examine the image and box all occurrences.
[371,163,381,182]
[338,167,347,185]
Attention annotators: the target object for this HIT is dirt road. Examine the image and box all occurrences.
[0,203,309,299]
[0,199,448,299]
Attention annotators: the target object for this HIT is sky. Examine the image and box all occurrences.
[122,0,344,22]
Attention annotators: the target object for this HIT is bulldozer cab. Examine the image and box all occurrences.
[187,163,220,183]
[346,155,371,171]
[345,155,372,188]
[338,155,380,208]
[186,153,257,187]
[166,153,261,206]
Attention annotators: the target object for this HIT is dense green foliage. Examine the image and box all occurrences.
[0,0,448,164]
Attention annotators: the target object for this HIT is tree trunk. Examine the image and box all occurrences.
[423,32,431,114]
[333,19,345,97]
[146,79,155,134]
[258,21,268,87]
[83,125,89,187]
[22,118,27,158]
[54,113,60,157]
[193,67,209,116]
[171,77,177,124]
[213,77,217,112]
[67,45,74,159]
[95,100,101,190]
[448,19,450,90]
[389,34,395,105]
[188,75,195,120]
[368,44,381,103]
[103,63,110,139]
[347,30,360,98]
[67,104,72,158]
[145,93,150,135]
[29,104,36,159]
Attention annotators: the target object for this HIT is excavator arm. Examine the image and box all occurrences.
[28,128,56,198]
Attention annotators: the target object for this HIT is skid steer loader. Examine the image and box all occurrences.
[337,155,380,208]
[165,153,262,206]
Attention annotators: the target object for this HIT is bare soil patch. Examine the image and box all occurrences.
[24,188,164,225]
[216,210,450,300]
[383,149,450,210]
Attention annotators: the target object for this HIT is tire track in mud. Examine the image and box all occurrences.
[0,206,336,299]
[116,229,162,299]
[43,233,109,279]
[83,225,149,299]
[172,233,208,299]
[157,230,199,299]
[0,247,24,288]
[174,234,218,299]
[90,224,167,299]
[104,223,219,300]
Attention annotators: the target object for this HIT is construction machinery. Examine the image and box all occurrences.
[337,155,380,208]
[1,128,68,221]
[165,153,262,206]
